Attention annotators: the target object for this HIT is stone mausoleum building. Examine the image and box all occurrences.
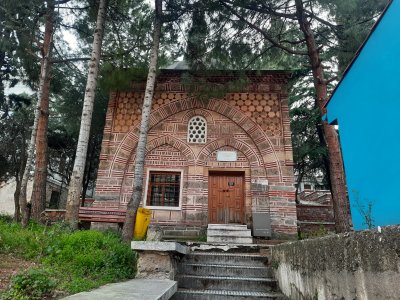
[82,63,297,238]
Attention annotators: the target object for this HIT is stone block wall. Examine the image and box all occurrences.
[94,71,297,237]
[272,226,400,299]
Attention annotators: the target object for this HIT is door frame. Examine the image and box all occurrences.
[208,170,245,224]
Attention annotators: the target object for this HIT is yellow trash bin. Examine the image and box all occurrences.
[134,208,152,239]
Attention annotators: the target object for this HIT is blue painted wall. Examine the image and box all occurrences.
[326,0,400,230]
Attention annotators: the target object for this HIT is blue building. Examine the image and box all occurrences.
[325,0,399,230]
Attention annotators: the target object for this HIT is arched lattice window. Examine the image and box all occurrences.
[188,116,207,143]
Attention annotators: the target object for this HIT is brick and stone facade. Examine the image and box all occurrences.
[92,70,297,238]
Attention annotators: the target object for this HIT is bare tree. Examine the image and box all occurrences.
[65,0,108,229]
[122,0,162,242]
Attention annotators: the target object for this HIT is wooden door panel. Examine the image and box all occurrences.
[208,173,244,224]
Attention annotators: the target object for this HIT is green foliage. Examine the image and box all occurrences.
[298,225,332,240]
[0,220,50,259]
[318,0,388,72]
[99,64,148,92]
[181,71,250,101]
[271,260,279,270]
[43,230,136,292]
[1,269,56,300]
[185,3,209,70]
[289,79,329,194]
[0,219,136,296]
[0,96,33,182]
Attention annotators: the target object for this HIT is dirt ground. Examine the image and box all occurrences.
[0,253,36,291]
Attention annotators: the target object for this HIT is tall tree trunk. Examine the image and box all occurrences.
[295,170,304,203]
[19,0,54,226]
[81,140,96,207]
[65,0,107,229]
[122,0,162,242]
[13,133,27,222]
[14,178,22,222]
[316,122,332,189]
[30,0,55,222]
[295,0,351,232]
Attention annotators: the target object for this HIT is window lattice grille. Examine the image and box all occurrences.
[147,171,181,207]
[188,116,207,143]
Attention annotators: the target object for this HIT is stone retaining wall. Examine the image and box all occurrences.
[271,226,400,300]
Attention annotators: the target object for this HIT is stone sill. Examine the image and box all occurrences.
[131,241,189,255]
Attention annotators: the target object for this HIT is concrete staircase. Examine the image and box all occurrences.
[207,224,253,244]
[172,248,284,300]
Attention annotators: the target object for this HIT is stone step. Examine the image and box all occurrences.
[182,252,269,267]
[207,228,252,237]
[208,224,249,230]
[178,263,273,277]
[172,289,285,300]
[176,275,277,292]
[207,235,253,244]
[186,242,271,254]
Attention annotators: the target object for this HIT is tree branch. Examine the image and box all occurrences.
[219,0,308,56]
[323,76,338,85]
[220,0,297,19]
[57,5,90,10]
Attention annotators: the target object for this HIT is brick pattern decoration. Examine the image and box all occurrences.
[297,190,336,234]
[93,71,297,237]
[297,204,335,227]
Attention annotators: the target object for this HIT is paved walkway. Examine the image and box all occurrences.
[63,279,177,300]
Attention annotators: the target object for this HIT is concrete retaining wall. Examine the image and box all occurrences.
[271,225,400,300]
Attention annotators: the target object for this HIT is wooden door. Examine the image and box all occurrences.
[208,172,244,224]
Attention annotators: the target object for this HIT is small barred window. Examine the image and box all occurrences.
[147,171,181,207]
[188,116,207,143]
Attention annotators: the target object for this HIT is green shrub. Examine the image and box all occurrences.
[0,218,137,295]
[0,214,13,223]
[0,220,43,259]
[43,230,136,292]
[1,268,55,300]
[298,225,332,240]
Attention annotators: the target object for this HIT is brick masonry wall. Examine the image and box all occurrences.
[297,204,334,223]
[297,204,335,233]
[94,71,297,237]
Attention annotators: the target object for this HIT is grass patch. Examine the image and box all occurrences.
[1,268,56,300]
[0,217,136,298]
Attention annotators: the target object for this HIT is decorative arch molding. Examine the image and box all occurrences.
[111,97,283,181]
[198,137,267,177]
[118,135,194,203]
[124,135,195,173]
[145,135,196,163]
[181,108,215,125]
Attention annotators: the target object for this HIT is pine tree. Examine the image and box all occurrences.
[30,0,56,222]
[17,0,56,225]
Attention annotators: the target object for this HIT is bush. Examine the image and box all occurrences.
[43,230,136,292]
[1,268,55,300]
[0,218,136,295]
[0,221,45,260]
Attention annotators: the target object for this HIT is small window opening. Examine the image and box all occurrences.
[146,171,181,207]
[188,116,207,143]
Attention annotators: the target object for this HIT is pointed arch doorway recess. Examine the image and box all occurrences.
[208,171,245,224]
